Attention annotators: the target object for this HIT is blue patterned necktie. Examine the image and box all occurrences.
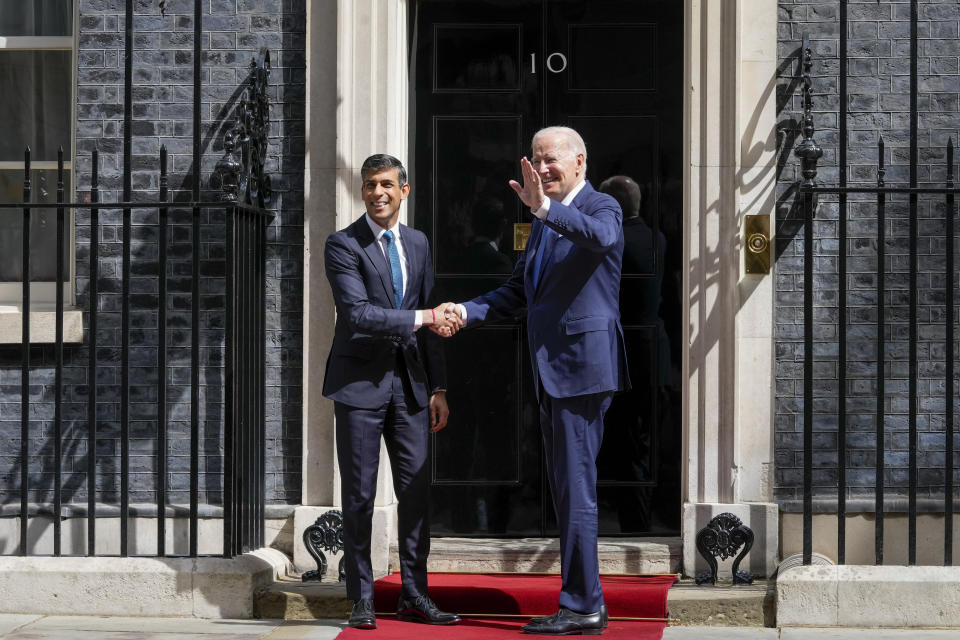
[382,229,404,309]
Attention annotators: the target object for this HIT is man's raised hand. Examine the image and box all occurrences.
[508,156,546,211]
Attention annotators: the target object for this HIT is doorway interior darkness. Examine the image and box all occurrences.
[410,0,683,537]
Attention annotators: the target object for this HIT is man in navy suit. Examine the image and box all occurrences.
[323,154,462,630]
[450,127,629,636]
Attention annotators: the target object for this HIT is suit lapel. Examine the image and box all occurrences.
[356,215,396,304]
[532,182,593,295]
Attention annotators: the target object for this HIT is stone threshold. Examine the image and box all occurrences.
[391,536,682,575]
[264,536,772,627]
[256,575,774,627]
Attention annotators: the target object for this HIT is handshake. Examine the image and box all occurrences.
[423,302,463,338]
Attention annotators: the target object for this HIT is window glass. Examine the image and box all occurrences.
[0,1,72,37]
[0,51,72,161]
[0,169,70,282]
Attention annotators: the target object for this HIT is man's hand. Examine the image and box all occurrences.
[427,302,463,337]
[429,391,450,433]
[508,156,546,211]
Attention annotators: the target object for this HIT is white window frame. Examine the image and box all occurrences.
[0,24,78,307]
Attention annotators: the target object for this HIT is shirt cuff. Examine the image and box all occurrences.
[455,304,467,321]
[414,310,423,330]
[532,197,550,220]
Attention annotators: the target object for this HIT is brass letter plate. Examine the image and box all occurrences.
[744,214,770,274]
[513,223,531,251]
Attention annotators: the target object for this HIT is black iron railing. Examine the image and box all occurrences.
[0,0,273,559]
[1,147,270,559]
[794,2,959,567]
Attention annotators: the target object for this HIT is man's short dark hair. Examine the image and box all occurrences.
[361,154,407,186]
[598,175,641,219]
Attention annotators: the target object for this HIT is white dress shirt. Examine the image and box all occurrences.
[365,214,423,329]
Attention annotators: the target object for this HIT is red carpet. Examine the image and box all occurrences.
[336,572,676,638]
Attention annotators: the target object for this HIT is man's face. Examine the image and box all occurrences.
[530,134,585,201]
[361,167,410,229]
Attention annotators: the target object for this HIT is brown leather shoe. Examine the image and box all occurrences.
[396,594,461,625]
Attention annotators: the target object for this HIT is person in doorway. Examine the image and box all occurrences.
[443,127,630,636]
[322,154,463,630]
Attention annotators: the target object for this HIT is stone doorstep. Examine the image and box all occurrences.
[261,535,770,628]
[777,565,960,629]
[668,580,775,627]
[0,548,291,619]
[255,576,774,627]
[390,536,683,575]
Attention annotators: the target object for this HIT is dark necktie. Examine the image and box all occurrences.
[531,226,555,288]
[382,229,404,309]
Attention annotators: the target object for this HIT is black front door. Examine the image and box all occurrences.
[412,0,683,537]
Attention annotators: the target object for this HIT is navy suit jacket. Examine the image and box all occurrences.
[463,181,630,399]
[322,215,445,410]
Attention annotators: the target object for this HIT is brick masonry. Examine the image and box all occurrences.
[777,0,960,509]
[0,0,304,509]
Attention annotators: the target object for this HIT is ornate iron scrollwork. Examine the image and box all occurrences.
[794,34,823,188]
[695,512,755,586]
[212,49,272,208]
[302,510,346,583]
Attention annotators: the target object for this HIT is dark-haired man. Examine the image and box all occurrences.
[322,154,462,630]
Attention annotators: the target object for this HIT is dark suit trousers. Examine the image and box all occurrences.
[539,390,614,614]
[334,364,431,601]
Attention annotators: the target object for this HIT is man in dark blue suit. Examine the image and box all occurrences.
[451,127,629,636]
[323,154,462,630]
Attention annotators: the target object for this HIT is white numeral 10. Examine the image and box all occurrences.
[530,52,568,74]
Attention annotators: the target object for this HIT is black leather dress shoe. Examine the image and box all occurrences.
[348,599,377,629]
[530,604,608,629]
[522,607,605,635]
[396,594,461,625]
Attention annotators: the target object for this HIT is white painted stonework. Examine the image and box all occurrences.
[778,565,960,628]
[680,0,779,575]
[298,0,410,574]
[0,548,290,618]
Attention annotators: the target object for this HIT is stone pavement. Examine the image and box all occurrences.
[0,615,344,639]
[0,617,958,639]
[663,629,960,639]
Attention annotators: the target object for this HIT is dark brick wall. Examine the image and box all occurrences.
[777,0,960,509]
[0,0,304,508]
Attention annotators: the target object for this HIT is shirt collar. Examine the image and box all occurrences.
[365,213,401,242]
[561,179,587,206]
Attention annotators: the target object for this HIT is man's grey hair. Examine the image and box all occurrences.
[360,154,407,186]
[532,126,588,170]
